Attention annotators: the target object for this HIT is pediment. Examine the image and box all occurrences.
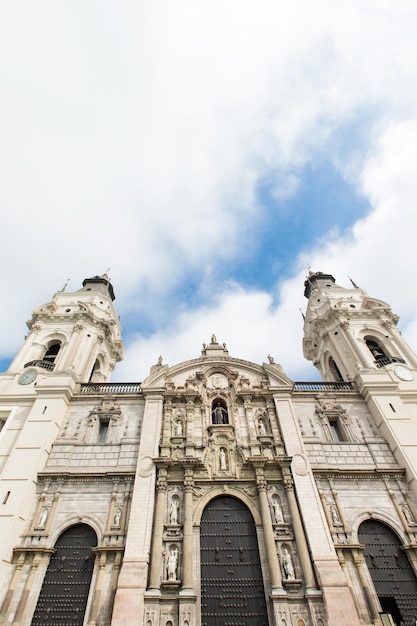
[141,355,293,394]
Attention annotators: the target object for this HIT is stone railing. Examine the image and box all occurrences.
[24,360,55,372]
[293,381,353,392]
[375,356,405,368]
[79,382,142,394]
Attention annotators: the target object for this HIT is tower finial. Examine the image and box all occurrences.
[60,279,70,292]
[348,276,360,289]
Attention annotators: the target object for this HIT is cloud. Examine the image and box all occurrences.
[1,2,417,378]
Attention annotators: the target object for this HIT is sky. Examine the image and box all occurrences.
[1,1,417,382]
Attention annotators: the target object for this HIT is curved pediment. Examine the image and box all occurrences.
[141,353,293,395]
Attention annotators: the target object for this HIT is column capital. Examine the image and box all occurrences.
[183,466,194,492]
[156,467,168,492]
[280,465,294,491]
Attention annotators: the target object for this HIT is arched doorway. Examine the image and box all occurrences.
[31,523,97,625]
[358,519,417,625]
[200,496,268,626]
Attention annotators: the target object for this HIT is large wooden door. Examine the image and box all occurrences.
[358,519,417,625]
[200,496,269,626]
[31,524,97,625]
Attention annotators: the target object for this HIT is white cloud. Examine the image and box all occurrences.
[2,2,417,377]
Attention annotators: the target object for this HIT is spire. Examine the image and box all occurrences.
[348,276,360,289]
[60,278,70,292]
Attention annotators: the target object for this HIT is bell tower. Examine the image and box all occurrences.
[303,271,417,382]
[303,271,417,499]
[0,274,123,585]
[8,273,123,383]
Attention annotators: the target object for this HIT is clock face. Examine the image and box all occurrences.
[394,365,414,382]
[18,369,37,385]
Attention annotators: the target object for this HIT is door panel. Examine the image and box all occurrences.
[358,520,417,626]
[200,496,269,626]
[31,524,97,625]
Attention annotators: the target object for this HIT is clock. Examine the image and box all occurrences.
[18,369,37,385]
[394,365,414,381]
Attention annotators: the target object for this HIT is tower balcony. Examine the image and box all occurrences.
[24,360,55,372]
[374,356,406,369]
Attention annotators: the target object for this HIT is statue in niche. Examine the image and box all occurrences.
[282,548,295,579]
[212,402,228,424]
[329,504,342,526]
[272,498,283,523]
[402,503,416,525]
[169,496,179,524]
[258,418,267,436]
[167,545,179,580]
[37,506,50,529]
[174,419,183,436]
[219,447,227,470]
[113,507,122,527]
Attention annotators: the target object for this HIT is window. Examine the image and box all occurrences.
[43,342,61,364]
[365,338,388,362]
[89,360,100,382]
[329,419,344,442]
[328,357,343,382]
[98,419,109,443]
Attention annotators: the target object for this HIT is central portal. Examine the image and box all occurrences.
[200,496,269,626]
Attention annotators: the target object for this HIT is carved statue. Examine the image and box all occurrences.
[212,403,228,424]
[330,504,341,525]
[174,420,183,436]
[113,507,122,527]
[402,503,415,525]
[169,497,179,524]
[167,545,179,580]
[219,448,227,470]
[272,499,283,523]
[282,548,295,579]
[258,418,267,436]
[37,506,49,528]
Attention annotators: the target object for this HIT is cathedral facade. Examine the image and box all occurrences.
[0,272,416,626]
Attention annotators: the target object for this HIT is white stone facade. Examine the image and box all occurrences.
[0,273,416,625]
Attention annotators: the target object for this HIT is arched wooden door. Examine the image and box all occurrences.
[31,524,97,625]
[358,519,417,625]
[200,496,269,626]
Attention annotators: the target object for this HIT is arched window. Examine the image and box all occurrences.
[365,337,388,362]
[89,359,101,382]
[328,356,343,382]
[211,398,228,424]
[43,341,61,364]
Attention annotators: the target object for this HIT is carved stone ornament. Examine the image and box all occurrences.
[209,373,228,389]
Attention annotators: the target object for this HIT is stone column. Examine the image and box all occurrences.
[89,551,107,622]
[337,550,363,619]
[0,552,27,621]
[255,467,283,592]
[181,468,194,592]
[283,470,316,589]
[148,470,167,591]
[352,549,381,623]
